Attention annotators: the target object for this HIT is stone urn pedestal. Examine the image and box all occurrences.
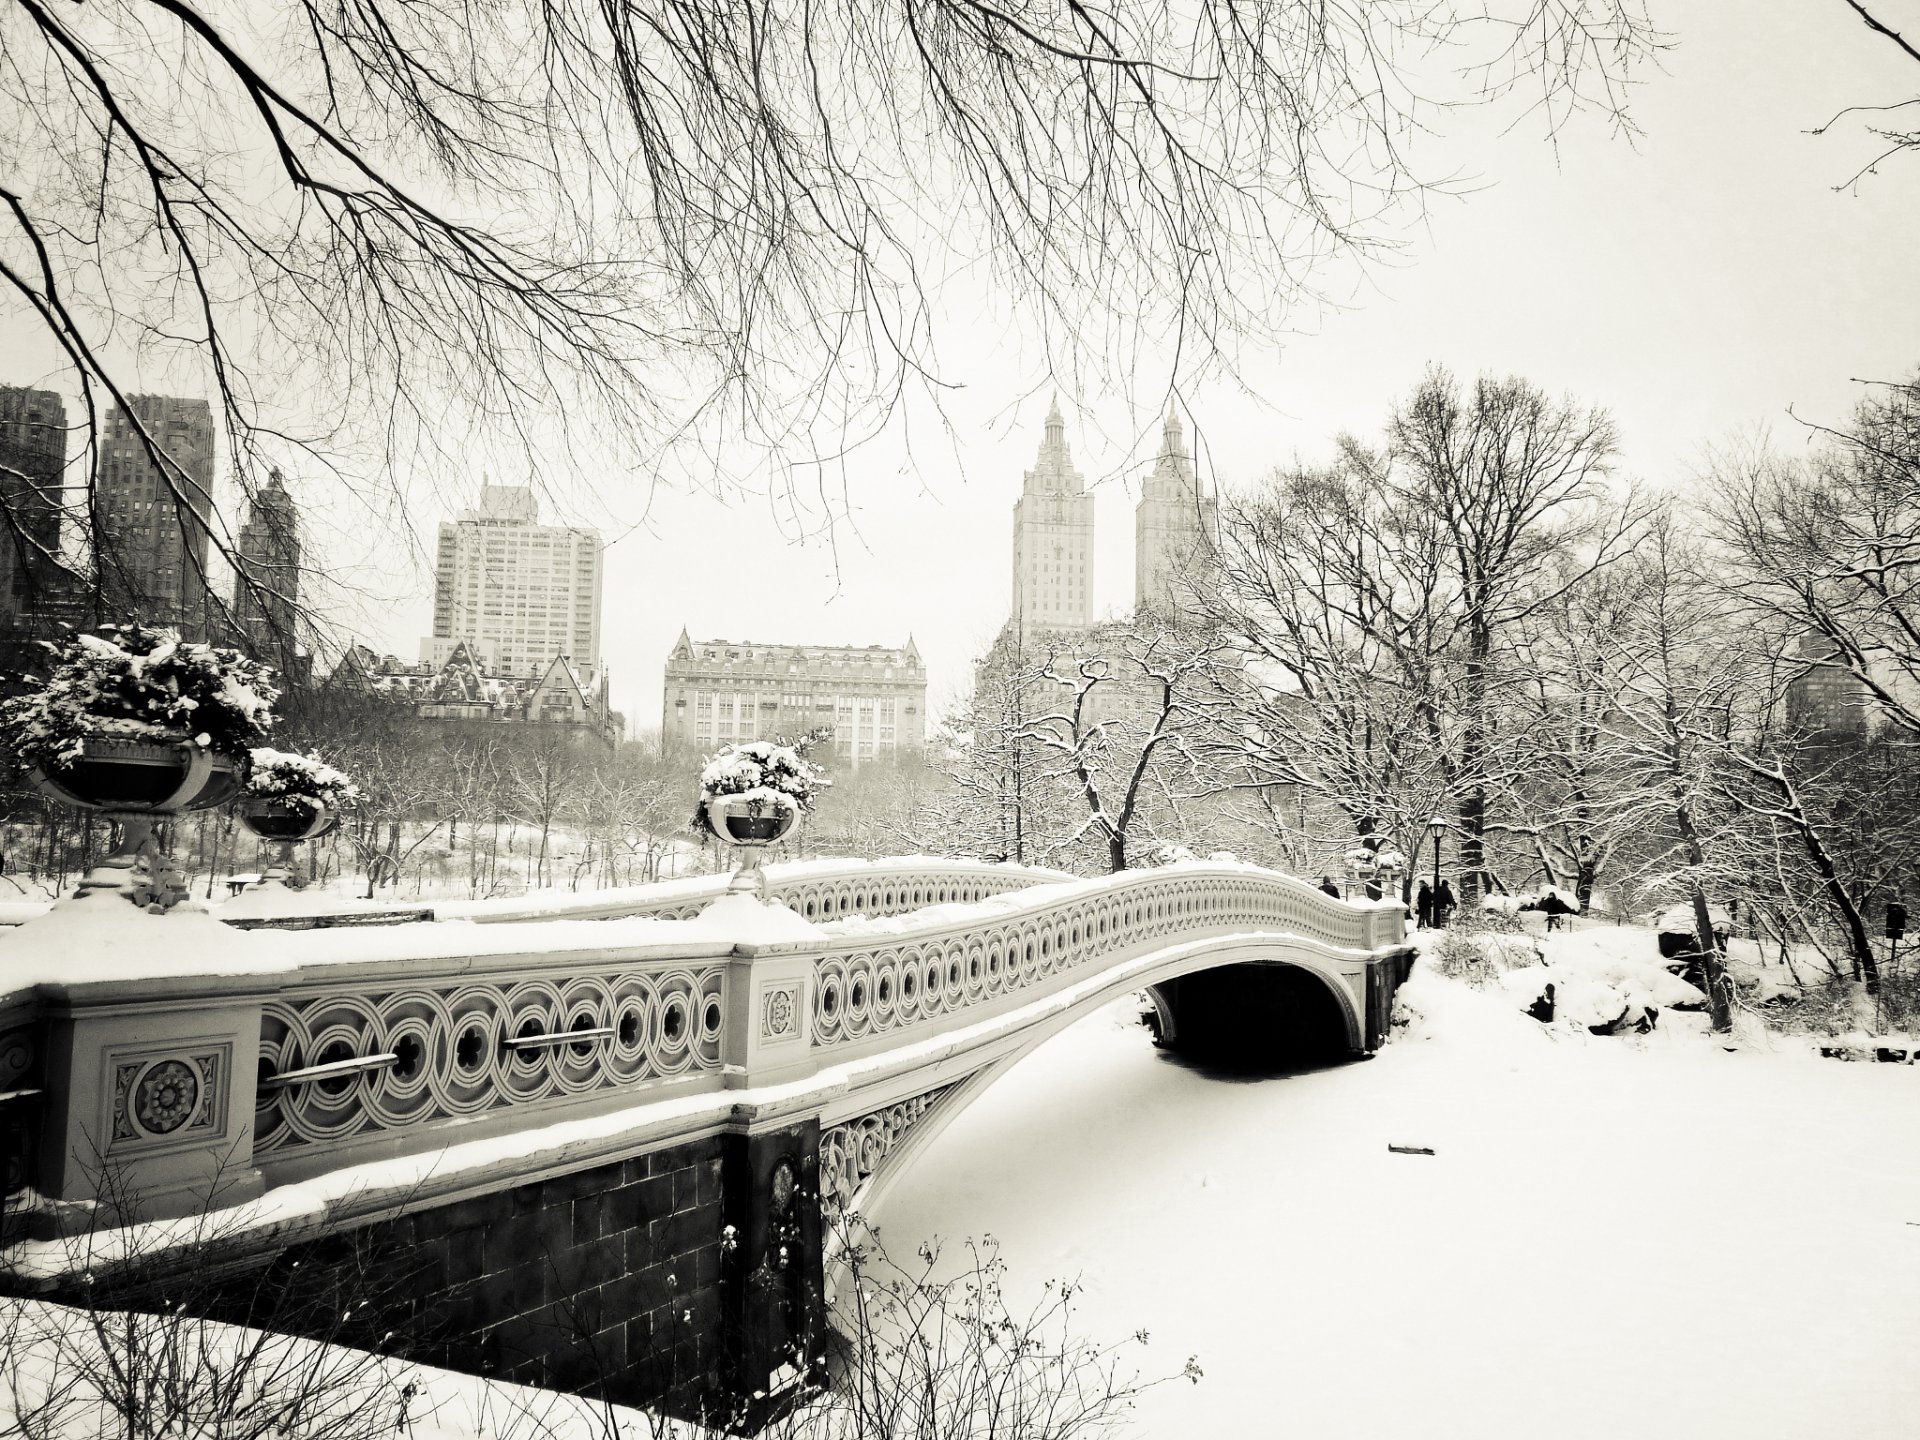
[702,792,798,899]
[237,795,340,894]
[33,738,242,912]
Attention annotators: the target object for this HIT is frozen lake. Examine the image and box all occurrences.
[875,985,1920,1438]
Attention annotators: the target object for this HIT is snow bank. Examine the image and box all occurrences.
[1420,923,1706,1036]
[0,889,285,988]
[879,990,1920,1440]
[677,892,819,942]
[1394,966,1555,1052]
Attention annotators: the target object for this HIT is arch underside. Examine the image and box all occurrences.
[818,938,1370,1227]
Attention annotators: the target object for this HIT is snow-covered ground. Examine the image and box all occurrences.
[877,951,1920,1438]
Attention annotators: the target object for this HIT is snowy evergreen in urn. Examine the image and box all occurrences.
[694,739,827,841]
[239,747,360,857]
[696,740,828,899]
[0,625,279,911]
[243,748,360,815]
[0,623,278,772]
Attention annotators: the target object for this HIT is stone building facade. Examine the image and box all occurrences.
[662,633,927,767]
[1010,399,1096,635]
[1785,632,1873,741]
[334,641,623,746]
[1134,410,1218,619]
[234,468,302,667]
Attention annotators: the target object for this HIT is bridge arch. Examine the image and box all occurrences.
[820,935,1367,1229]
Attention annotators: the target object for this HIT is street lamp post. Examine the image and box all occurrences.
[1427,813,1447,928]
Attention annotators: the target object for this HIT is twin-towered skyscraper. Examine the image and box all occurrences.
[1008,398,1218,636]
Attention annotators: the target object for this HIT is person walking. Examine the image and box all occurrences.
[1415,880,1433,929]
[1435,878,1457,928]
[1317,875,1340,899]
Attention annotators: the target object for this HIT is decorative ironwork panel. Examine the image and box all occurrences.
[819,1085,954,1216]
[254,963,726,1154]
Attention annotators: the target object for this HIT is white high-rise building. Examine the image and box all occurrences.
[1010,399,1095,634]
[425,484,603,674]
[1134,410,1218,619]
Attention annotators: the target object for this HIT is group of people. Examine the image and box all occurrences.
[1315,874,1457,929]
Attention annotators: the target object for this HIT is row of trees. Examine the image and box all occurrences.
[4,367,1910,1027]
[937,367,1920,1032]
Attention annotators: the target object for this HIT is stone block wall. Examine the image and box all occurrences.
[221,1137,731,1417]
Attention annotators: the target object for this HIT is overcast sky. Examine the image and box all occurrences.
[550,1,1915,734]
[4,2,1914,739]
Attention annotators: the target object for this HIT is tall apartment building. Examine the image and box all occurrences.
[233,468,301,663]
[93,395,215,634]
[1785,632,1872,741]
[1135,410,1218,619]
[0,386,70,628]
[663,632,927,767]
[1010,399,1096,635]
[426,484,603,674]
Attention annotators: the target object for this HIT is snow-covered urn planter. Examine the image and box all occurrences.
[239,748,357,842]
[237,749,358,893]
[0,625,277,911]
[31,735,241,815]
[695,740,827,897]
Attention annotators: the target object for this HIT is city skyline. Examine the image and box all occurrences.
[0,6,1912,737]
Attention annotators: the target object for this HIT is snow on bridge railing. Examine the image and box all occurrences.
[0,860,1400,1233]
[213,855,1075,931]
[436,856,1076,925]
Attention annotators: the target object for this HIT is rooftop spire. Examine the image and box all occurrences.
[1026,394,1082,493]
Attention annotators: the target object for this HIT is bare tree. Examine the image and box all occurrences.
[1201,368,1640,903]
[1198,463,1455,889]
[1580,518,1753,1028]
[1004,623,1224,873]
[1813,2,1920,184]
[1,0,1662,637]
[506,728,589,892]
[1710,372,1920,734]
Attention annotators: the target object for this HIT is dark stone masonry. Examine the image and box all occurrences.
[193,1121,825,1427]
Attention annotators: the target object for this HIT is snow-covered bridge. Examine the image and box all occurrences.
[1,858,1410,1423]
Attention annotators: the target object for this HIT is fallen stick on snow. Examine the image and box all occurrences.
[1387,1144,1435,1156]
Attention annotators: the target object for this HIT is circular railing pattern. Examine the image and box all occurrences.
[811,871,1384,1049]
[254,964,726,1154]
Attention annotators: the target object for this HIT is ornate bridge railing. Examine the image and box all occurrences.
[3,861,1403,1237]
[805,868,1393,1054]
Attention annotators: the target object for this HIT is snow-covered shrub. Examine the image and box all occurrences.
[1155,844,1198,865]
[1429,925,1539,984]
[244,748,360,814]
[693,739,828,839]
[1371,847,1408,873]
[0,624,278,771]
